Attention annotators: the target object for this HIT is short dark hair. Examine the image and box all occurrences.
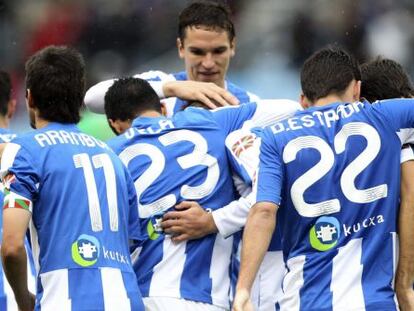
[301,46,361,102]
[361,57,414,102]
[178,1,235,43]
[104,77,161,122]
[0,70,11,116]
[25,45,85,124]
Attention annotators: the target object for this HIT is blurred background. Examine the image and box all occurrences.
[1,0,414,140]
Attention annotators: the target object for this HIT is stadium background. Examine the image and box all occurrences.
[1,0,413,140]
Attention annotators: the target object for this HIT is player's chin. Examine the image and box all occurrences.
[197,73,220,83]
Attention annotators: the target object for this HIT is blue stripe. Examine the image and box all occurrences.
[180,234,216,304]
[361,234,397,310]
[121,271,145,311]
[0,267,6,311]
[300,255,334,310]
[134,235,165,297]
[69,269,105,310]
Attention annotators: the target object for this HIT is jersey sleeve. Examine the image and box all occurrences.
[253,128,284,205]
[401,144,414,163]
[84,70,176,114]
[0,142,39,213]
[373,99,414,144]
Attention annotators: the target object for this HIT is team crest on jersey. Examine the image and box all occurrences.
[71,234,100,267]
[231,134,255,158]
[309,216,341,251]
[147,214,164,240]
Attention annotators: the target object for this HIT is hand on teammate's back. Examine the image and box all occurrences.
[163,80,240,109]
[161,201,218,242]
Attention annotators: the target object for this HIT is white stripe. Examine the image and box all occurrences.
[0,143,21,177]
[149,237,186,297]
[331,238,365,310]
[101,267,131,311]
[39,269,71,311]
[29,220,40,275]
[25,243,36,295]
[279,255,306,311]
[210,235,233,308]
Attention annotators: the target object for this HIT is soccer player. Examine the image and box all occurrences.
[360,57,414,310]
[85,0,257,115]
[0,70,36,310]
[234,47,414,311]
[104,77,300,311]
[0,46,144,310]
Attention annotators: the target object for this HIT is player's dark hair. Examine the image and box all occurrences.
[0,70,12,117]
[361,57,414,102]
[301,46,361,102]
[25,45,85,123]
[104,77,161,122]
[178,0,235,43]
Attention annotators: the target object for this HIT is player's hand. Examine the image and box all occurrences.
[396,286,414,311]
[163,81,239,109]
[17,292,35,311]
[161,201,218,243]
[232,288,254,311]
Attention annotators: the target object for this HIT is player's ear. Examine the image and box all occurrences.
[353,80,361,102]
[160,101,167,116]
[230,38,236,57]
[6,99,16,120]
[108,119,124,136]
[299,93,310,109]
[26,89,35,109]
[177,38,185,59]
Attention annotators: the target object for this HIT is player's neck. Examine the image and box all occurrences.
[139,110,163,118]
[0,115,9,129]
[312,94,353,107]
[34,116,49,129]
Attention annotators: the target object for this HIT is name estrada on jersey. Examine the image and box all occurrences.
[255,99,414,311]
[108,100,300,309]
[0,123,144,310]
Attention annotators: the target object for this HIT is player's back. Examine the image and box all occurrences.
[259,100,414,310]
[109,105,259,309]
[1,123,143,310]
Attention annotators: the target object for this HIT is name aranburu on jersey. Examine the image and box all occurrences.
[34,130,108,148]
[270,101,364,134]
[124,119,175,139]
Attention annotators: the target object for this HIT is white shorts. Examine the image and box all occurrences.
[143,297,228,311]
[251,251,286,311]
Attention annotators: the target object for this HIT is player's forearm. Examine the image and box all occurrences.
[236,202,277,292]
[396,161,414,290]
[1,243,31,306]
[396,198,414,288]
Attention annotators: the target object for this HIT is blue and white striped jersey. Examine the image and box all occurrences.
[255,99,414,311]
[0,128,37,311]
[0,123,144,311]
[109,100,300,309]
[139,71,260,116]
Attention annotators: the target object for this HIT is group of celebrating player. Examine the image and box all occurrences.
[1,1,414,311]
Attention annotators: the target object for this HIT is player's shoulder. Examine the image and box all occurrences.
[0,128,17,143]
[225,79,259,102]
[173,107,219,127]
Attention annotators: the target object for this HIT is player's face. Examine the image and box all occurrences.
[178,27,235,88]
